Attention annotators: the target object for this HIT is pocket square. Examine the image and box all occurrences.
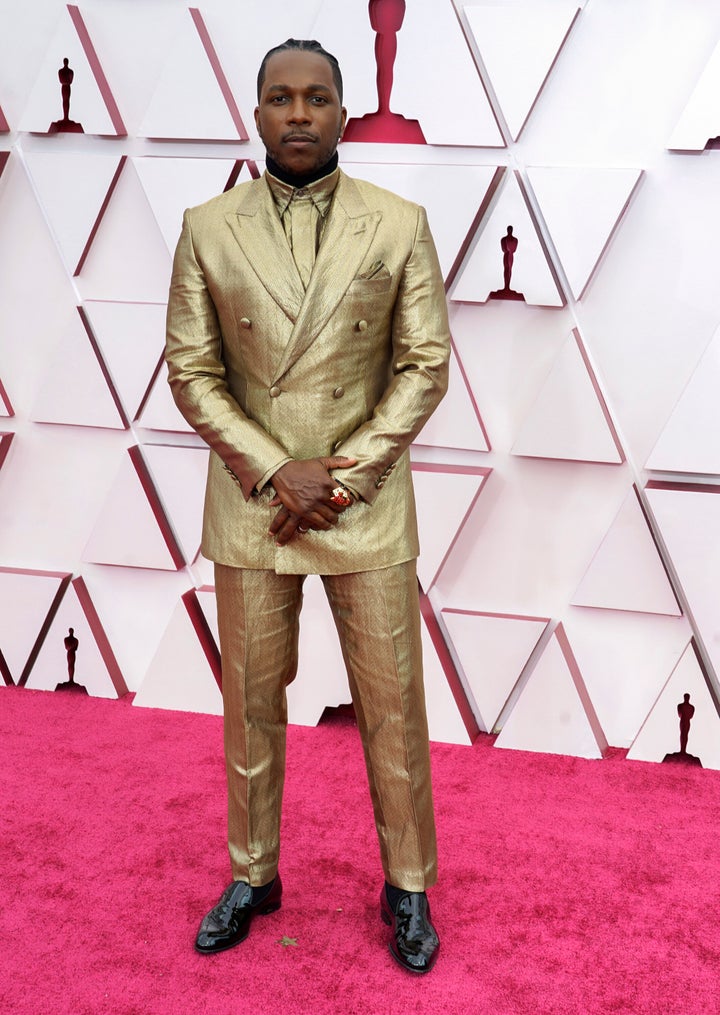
[359,260,387,280]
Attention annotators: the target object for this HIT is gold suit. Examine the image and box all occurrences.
[166,168,450,891]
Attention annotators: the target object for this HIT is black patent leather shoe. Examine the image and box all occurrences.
[195,875,282,954]
[380,885,440,974]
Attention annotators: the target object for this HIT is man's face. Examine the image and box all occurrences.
[255,50,347,177]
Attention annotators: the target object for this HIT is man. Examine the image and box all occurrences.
[165,38,450,974]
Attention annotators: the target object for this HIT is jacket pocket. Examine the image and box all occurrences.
[347,269,393,296]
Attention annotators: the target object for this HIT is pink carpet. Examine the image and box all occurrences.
[1,686,718,1014]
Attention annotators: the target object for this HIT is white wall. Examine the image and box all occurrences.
[1,0,720,766]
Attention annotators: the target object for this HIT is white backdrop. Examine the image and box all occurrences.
[2,0,720,768]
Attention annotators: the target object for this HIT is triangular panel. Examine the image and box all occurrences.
[564,609,692,749]
[465,4,581,140]
[138,8,247,140]
[182,587,221,689]
[136,366,196,433]
[298,576,479,743]
[415,343,490,453]
[83,300,166,421]
[646,483,720,682]
[25,576,127,697]
[83,446,184,570]
[76,160,172,303]
[22,152,124,275]
[572,487,680,615]
[646,324,720,475]
[420,601,473,746]
[30,308,126,430]
[0,106,8,132]
[75,564,187,693]
[495,624,607,758]
[441,610,550,732]
[388,0,504,146]
[527,166,642,298]
[0,568,71,685]
[288,575,352,726]
[412,463,491,591]
[627,643,720,770]
[133,595,223,714]
[451,170,563,306]
[512,330,624,463]
[142,444,209,566]
[347,163,498,281]
[668,38,720,151]
[133,157,247,255]
[321,0,502,146]
[18,5,125,136]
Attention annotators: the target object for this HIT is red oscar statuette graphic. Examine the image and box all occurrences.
[55,626,88,694]
[343,0,425,144]
[49,58,84,134]
[663,692,701,766]
[489,226,525,302]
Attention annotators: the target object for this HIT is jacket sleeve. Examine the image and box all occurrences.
[331,205,450,504]
[165,209,291,500]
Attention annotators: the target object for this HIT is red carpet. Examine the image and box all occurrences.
[1,687,718,1014]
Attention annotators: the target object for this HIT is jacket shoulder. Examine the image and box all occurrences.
[340,172,421,215]
[185,176,263,220]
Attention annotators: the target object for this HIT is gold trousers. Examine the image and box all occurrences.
[214,559,438,892]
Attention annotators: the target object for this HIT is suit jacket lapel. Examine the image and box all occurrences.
[224,179,305,323]
[274,172,381,381]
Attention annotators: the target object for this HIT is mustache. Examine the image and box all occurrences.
[282,132,318,142]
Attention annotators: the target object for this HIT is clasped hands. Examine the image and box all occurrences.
[269,455,357,546]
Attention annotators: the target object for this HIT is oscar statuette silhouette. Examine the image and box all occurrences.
[662,692,701,766]
[489,226,525,301]
[343,0,425,144]
[55,627,88,694]
[49,58,84,134]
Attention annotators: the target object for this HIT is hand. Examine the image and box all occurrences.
[269,455,357,545]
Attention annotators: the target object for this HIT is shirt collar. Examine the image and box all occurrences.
[265,166,340,218]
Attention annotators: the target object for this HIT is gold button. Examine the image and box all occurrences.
[269,386,281,397]
[333,386,344,399]
[240,317,251,329]
[356,320,368,332]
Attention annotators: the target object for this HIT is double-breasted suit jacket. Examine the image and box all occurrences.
[166,169,450,575]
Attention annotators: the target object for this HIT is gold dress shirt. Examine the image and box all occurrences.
[265,167,340,288]
[250,168,340,494]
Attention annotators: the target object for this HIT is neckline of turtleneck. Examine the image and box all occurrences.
[265,151,339,189]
